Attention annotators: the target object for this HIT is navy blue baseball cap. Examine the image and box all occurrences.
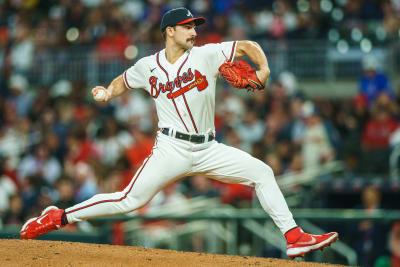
[160,7,206,33]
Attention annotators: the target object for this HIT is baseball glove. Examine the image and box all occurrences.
[218,60,265,91]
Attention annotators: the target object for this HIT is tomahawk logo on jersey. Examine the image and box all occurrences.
[148,68,208,99]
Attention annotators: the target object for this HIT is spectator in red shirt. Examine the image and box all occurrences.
[362,106,398,149]
[96,21,130,62]
[361,105,398,173]
[125,126,154,170]
[66,126,100,165]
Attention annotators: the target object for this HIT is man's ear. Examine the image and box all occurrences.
[166,26,175,38]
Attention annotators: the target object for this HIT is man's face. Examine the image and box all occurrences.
[169,22,197,49]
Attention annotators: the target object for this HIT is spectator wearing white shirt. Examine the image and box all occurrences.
[18,144,62,186]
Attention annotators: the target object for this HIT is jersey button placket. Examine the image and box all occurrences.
[172,88,188,120]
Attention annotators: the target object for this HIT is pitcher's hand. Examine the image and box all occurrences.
[92,86,110,102]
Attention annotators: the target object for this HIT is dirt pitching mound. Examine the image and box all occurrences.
[0,239,346,267]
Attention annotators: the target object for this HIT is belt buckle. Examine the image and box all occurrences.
[190,134,205,143]
[176,132,185,140]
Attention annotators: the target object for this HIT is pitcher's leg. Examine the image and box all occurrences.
[194,142,297,234]
[65,154,157,223]
[254,169,297,234]
[20,134,193,239]
[66,135,192,223]
[194,142,338,259]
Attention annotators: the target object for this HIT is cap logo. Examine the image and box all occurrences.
[187,10,192,17]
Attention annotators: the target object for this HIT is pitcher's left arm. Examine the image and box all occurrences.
[235,41,270,85]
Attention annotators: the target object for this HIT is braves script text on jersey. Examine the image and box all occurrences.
[64,41,298,234]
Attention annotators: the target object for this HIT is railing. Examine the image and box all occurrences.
[28,48,133,87]
[74,208,400,221]
[2,208,399,230]
[3,208,400,233]
[19,40,400,88]
[277,160,344,194]
[261,39,400,81]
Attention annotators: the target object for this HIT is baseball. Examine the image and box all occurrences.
[94,89,107,101]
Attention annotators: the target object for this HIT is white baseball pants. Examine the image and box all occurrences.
[65,131,297,234]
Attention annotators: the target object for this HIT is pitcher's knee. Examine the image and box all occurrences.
[251,163,275,184]
[264,165,275,178]
[121,194,150,213]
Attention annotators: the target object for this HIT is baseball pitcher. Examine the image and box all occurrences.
[20,7,338,259]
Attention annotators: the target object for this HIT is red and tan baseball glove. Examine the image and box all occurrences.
[218,60,265,91]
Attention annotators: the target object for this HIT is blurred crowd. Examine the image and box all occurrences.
[1,0,400,57]
[1,0,400,266]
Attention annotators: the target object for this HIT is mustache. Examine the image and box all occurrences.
[187,38,195,42]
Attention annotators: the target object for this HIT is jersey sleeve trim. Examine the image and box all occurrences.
[229,41,237,61]
[123,70,134,90]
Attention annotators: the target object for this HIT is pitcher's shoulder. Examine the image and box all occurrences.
[193,43,220,50]
[191,44,221,56]
[141,53,158,64]
[129,54,158,69]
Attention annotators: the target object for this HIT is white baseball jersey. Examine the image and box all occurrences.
[122,41,238,134]
[65,41,297,235]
